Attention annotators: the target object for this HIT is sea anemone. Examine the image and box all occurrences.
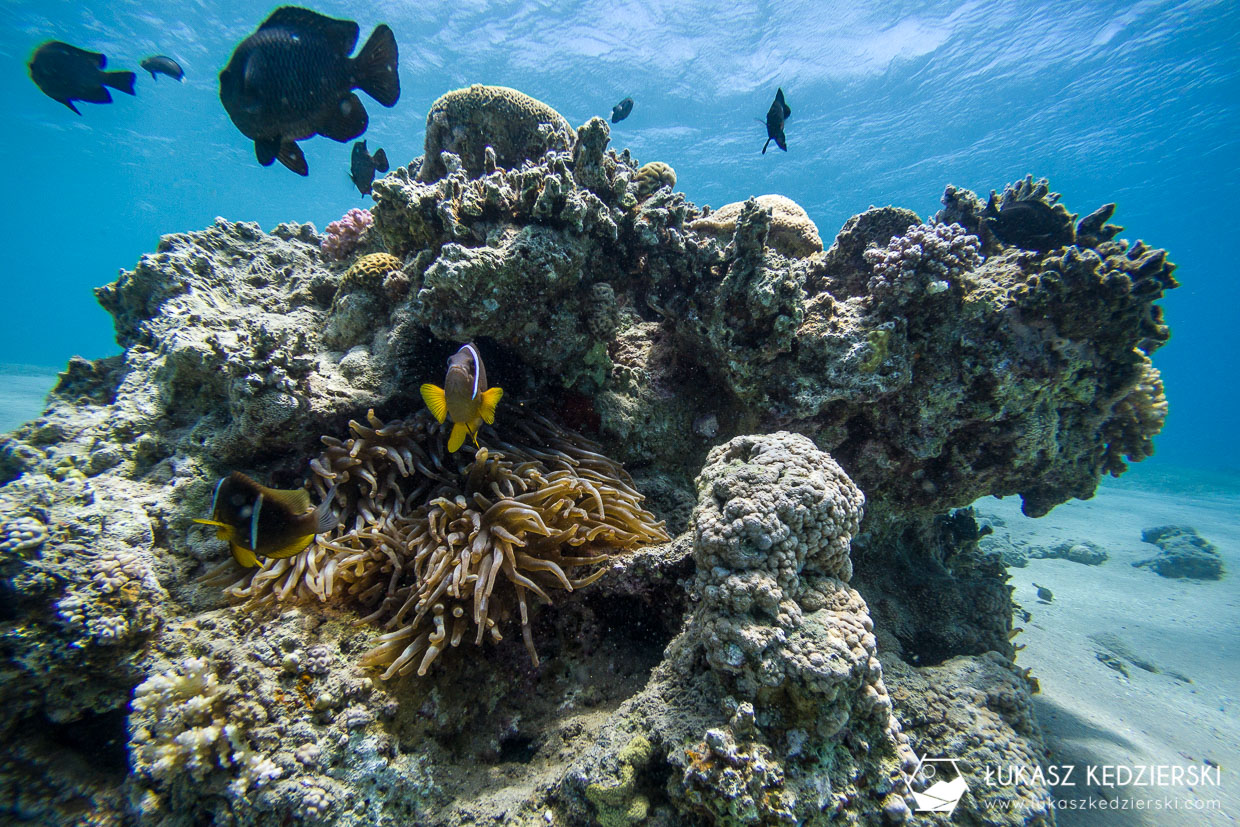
[220,408,669,678]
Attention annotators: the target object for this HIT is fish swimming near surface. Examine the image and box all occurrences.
[350,139,389,195]
[611,96,634,123]
[984,199,1074,252]
[141,55,184,82]
[193,472,338,568]
[762,87,791,154]
[28,41,136,115]
[219,5,400,176]
[420,343,504,453]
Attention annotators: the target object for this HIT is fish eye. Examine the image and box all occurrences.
[239,505,253,518]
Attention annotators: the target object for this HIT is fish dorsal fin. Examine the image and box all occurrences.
[261,6,359,54]
[478,386,503,425]
[421,383,448,423]
[56,43,107,67]
[262,486,313,514]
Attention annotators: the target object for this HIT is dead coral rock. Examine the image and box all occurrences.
[884,651,1054,824]
[564,432,917,826]
[815,205,921,298]
[689,194,823,259]
[1134,524,1223,580]
[419,84,576,182]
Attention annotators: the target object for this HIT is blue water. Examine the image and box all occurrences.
[1,0,1237,471]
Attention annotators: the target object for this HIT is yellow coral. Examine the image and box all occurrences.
[689,194,823,258]
[342,253,403,289]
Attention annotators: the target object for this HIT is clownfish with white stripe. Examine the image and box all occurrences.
[193,472,338,568]
[420,343,504,452]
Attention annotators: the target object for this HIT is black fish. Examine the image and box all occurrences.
[193,472,338,568]
[350,139,389,195]
[762,87,790,154]
[27,41,135,115]
[611,96,633,123]
[219,6,400,176]
[141,55,184,82]
[986,200,1074,252]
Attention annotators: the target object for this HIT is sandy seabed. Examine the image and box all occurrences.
[976,467,1239,825]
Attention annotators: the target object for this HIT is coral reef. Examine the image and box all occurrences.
[321,208,375,261]
[0,83,1176,825]
[1134,524,1223,580]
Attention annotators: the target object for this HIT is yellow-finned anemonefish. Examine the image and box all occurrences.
[193,472,338,568]
[420,343,504,452]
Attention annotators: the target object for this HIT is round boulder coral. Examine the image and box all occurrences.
[689,194,823,258]
[420,84,576,182]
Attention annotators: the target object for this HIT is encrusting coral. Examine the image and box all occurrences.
[221,408,669,679]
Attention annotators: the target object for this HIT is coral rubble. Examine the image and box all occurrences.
[0,84,1179,825]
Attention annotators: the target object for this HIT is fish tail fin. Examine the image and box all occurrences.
[316,486,340,534]
[372,147,389,173]
[420,383,448,423]
[478,386,503,425]
[229,542,259,568]
[102,70,136,96]
[448,422,469,453]
[355,24,400,107]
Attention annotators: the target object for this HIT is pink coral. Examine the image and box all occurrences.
[321,208,374,261]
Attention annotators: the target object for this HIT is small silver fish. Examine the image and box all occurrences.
[141,55,184,82]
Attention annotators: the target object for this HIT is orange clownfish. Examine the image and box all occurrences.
[420,343,504,452]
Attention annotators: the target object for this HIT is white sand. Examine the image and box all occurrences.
[0,364,58,432]
[975,468,1239,825]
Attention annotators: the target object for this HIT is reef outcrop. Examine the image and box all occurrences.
[0,85,1175,825]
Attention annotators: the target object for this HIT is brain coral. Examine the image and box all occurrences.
[689,194,824,258]
[633,161,676,199]
[419,84,576,182]
[221,408,669,679]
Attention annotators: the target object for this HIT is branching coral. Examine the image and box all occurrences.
[321,208,374,261]
[221,409,669,678]
[130,657,282,795]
